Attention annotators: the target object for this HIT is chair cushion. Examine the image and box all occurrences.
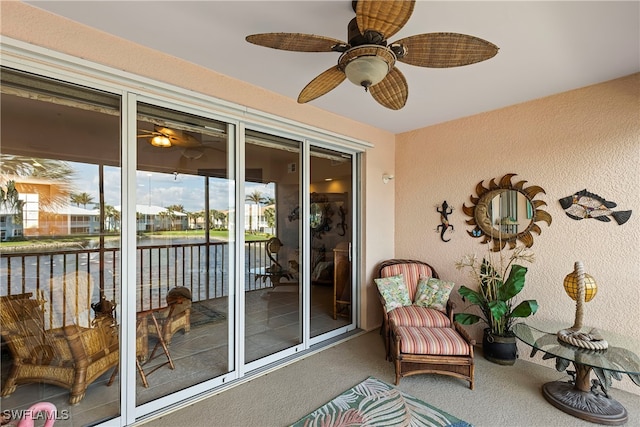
[395,326,471,356]
[380,263,435,300]
[388,305,451,328]
[413,276,455,311]
[374,274,412,313]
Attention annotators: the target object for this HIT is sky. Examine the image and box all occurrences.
[71,161,274,212]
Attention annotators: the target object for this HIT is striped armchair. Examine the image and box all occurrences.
[376,259,450,358]
[375,259,475,388]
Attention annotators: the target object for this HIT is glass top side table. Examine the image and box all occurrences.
[514,321,640,426]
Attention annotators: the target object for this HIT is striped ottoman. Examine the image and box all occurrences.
[391,324,475,389]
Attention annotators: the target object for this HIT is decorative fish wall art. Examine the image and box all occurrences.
[559,189,632,225]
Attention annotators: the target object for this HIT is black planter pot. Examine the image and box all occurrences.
[482,329,518,365]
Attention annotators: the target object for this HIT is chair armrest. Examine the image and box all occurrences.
[64,323,118,361]
[454,321,476,346]
[446,300,456,325]
[375,286,390,327]
[376,288,387,308]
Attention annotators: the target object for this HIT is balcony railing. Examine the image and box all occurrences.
[0,240,276,317]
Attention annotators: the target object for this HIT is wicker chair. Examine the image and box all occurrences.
[376,259,475,388]
[0,290,119,404]
[147,286,192,345]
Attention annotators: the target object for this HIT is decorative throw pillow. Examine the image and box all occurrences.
[374,274,412,312]
[414,276,455,311]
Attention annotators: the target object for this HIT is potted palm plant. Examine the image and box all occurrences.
[454,246,538,365]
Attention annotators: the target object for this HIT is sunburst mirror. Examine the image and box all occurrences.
[463,173,552,251]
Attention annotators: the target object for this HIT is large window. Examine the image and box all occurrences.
[0,65,359,426]
[133,103,235,404]
[1,69,122,425]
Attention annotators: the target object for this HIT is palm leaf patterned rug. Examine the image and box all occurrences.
[291,377,472,427]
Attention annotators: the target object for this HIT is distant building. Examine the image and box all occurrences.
[115,205,188,232]
[1,202,102,240]
[0,205,23,241]
[43,205,101,235]
[245,203,274,234]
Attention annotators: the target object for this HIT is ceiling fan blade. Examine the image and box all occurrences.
[137,132,158,139]
[369,67,408,110]
[246,33,346,52]
[298,66,346,104]
[356,0,415,40]
[393,33,499,68]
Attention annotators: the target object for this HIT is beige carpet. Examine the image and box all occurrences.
[145,330,639,427]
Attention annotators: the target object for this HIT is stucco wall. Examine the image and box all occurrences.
[0,1,395,331]
[396,73,639,393]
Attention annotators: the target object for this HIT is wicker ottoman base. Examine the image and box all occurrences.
[391,324,475,389]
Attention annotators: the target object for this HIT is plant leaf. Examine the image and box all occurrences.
[555,357,570,372]
[500,264,527,301]
[509,300,538,318]
[454,313,481,325]
[457,285,484,305]
[488,300,508,321]
[628,373,640,387]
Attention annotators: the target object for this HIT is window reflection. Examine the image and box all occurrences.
[0,69,122,424]
[135,103,234,405]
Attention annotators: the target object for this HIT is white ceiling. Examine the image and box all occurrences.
[26,1,640,134]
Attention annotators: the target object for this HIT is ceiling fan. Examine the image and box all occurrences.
[246,0,498,110]
[137,126,202,149]
[137,126,226,160]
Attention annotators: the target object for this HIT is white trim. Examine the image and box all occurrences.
[301,141,312,346]
[0,36,372,152]
[122,92,138,425]
[236,123,247,378]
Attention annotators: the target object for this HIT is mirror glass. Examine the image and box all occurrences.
[310,193,333,238]
[310,202,324,229]
[463,174,552,251]
[484,190,533,238]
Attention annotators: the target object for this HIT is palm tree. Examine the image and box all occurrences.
[264,207,276,233]
[103,204,120,232]
[71,192,94,208]
[245,190,267,233]
[187,210,204,229]
[264,196,275,206]
[164,205,184,230]
[165,204,185,213]
[158,210,170,231]
[1,180,22,211]
[1,154,75,211]
[166,207,178,230]
[0,180,24,223]
[210,209,227,229]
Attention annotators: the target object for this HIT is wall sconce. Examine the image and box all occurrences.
[382,174,394,184]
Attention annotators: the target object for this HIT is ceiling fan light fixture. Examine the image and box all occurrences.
[345,56,388,89]
[339,45,395,90]
[150,135,172,147]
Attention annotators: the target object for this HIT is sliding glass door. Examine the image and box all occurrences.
[243,130,302,364]
[309,146,353,338]
[1,62,359,426]
[134,103,235,405]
